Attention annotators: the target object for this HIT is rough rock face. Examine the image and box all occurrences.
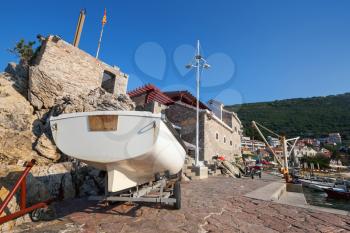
[28,162,76,202]
[0,72,37,163]
[28,65,64,109]
[52,88,134,115]
[34,134,61,161]
[72,163,106,197]
[4,62,29,96]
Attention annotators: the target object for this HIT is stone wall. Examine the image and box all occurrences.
[222,110,242,157]
[165,103,205,160]
[203,113,241,162]
[231,114,242,156]
[222,110,233,128]
[165,102,242,163]
[29,35,129,109]
[132,93,147,110]
[144,101,167,114]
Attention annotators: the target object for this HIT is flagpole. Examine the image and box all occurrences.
[96,23,104,59]
[96,8,107,59]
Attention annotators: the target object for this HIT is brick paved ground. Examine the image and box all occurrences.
[13,174,350,233]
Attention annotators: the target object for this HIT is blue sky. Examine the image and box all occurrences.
[1,0,350,105]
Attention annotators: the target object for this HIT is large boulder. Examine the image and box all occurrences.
[71,163,106,197]
[28,162,76,202]
[28,65,63,109]
[0,73,37,163]
[4,62,29,96]
[34,134,60,161]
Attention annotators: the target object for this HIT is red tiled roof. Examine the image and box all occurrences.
[128,84,174,105]
[163,91,209,109]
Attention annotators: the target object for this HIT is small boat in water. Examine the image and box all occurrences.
[325,180,350,200]
[299,178,335,191]
[50,111,186,192]
[325,188,350,200]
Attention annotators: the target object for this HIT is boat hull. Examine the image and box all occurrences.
[299,179,334,191]
[50,111,186,192]
[325,189,350,200]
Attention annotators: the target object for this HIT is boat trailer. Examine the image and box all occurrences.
[0,159,53,225]
[89,175,182,209]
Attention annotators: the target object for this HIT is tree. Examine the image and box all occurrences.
[9,39,36,65]
[300,153,330,169]
[323,144,341,160]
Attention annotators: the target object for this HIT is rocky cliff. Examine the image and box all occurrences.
[0,36,134,231]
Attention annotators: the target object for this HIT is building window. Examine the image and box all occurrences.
[216,133,219,140]
[234,126,237,133]
[101,70,116,94]
[224,136,226,144]
[230,140,232,146]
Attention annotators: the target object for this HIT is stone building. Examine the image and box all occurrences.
[293,146,317,158]
[29,35,129,109]
[165,93,242,163]
[128,84,243,163]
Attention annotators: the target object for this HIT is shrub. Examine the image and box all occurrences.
[9,39,36,65]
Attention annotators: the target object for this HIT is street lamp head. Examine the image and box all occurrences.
[185,64,193,69]
[203,63,211,69]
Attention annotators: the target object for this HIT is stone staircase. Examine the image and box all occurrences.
[182,157,221,180]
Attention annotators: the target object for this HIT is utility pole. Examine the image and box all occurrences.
[186,40,210,167]
[195,40,200,167]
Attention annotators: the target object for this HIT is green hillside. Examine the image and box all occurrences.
[226,93,350,144]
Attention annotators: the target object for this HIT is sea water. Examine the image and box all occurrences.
[303,186,350,211]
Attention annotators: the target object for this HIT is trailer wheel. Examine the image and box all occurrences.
[30,208,43,222]
[173,181,181,210]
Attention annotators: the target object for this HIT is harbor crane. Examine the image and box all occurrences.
[251,121,299,182]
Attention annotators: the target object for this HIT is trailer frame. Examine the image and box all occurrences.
[0,159,53,225]
[88,175,182,209]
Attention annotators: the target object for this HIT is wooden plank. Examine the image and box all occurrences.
[88,115,118,131]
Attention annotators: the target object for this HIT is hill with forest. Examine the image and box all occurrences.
[226,93,350,144]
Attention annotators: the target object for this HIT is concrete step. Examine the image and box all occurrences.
[244,181,286,201]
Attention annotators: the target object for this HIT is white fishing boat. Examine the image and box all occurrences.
[299,179,334,191]
[50,111,186,193]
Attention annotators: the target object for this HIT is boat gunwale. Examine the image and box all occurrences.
[50,111,162,121]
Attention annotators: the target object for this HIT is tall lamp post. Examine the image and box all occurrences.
[186,40,210,167]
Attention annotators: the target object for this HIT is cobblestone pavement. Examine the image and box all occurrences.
[13,174,350,233]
